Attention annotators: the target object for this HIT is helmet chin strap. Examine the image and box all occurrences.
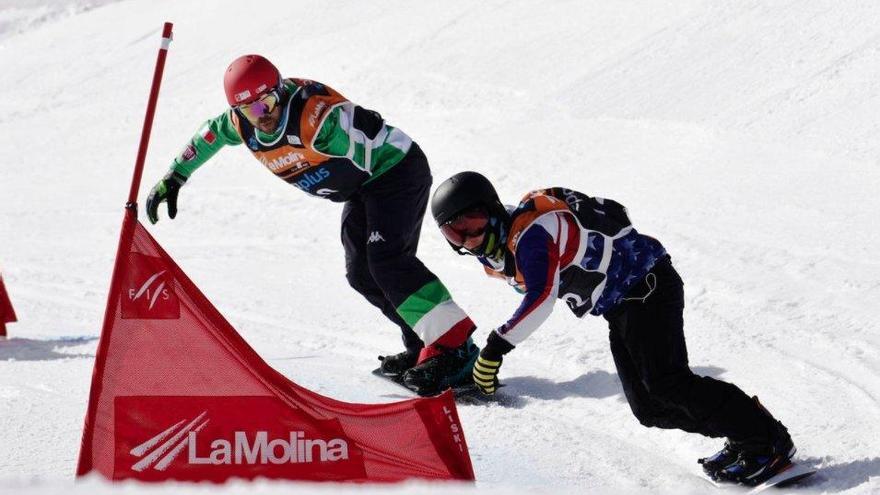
[446,211,509,260]
[479,216,508,263]
[481,233,502,260]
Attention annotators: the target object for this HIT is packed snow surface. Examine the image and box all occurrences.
[1,0,879,493]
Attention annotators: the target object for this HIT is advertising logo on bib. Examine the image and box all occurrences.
[292,168,330,192]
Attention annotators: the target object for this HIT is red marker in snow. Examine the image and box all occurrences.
[0,272,16,337]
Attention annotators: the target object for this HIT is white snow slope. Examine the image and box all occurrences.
[2,1,880,494]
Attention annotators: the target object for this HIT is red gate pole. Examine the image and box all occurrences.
[127,21,174,210]
[77,22,174,477]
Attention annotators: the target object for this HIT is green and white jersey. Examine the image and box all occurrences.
[170,78,413,202]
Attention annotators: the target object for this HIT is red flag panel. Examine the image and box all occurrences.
[0,273,16,337]
[77,212,475,482]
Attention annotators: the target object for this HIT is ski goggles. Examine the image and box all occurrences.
[439,207,489,252]
[235,88,282,122]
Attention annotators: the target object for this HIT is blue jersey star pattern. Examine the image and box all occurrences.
[587,229,666,315]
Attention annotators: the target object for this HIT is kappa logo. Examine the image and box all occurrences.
[129,270,170,310]
[130,411,350,472]
[367,231,385,244]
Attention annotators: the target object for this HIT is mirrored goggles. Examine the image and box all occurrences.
[236,88,282,122]
[439,208,490,251]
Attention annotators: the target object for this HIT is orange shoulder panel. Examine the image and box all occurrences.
[297,81,350,146]
[506,192,569,252]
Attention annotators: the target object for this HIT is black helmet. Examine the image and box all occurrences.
[431,171,504,225]
[431,171,509,258]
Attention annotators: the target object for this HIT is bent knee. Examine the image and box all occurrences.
[345,263,376,292]
[642,371,694,402]
[629,404,663,428]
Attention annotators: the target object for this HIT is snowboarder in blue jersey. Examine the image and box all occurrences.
[430,171,797,485]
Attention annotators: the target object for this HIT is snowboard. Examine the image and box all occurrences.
[747,462,817,492]
[706,461,817,492]
[371,367,504,404]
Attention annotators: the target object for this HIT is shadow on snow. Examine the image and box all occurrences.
[798,457,880,491]
[0,336,97,361]
[502,365,727,403]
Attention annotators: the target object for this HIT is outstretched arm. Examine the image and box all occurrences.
[146,111,241,223]
[474,215,563,394]
[495,218,561,344]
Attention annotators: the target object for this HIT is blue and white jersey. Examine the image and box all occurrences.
[481,188,667,346]
[571,226,667,316]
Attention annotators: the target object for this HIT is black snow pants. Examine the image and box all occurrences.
[340,143,436,354]
[604,256,776,442]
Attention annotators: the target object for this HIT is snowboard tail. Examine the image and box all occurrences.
[746,461,816,492]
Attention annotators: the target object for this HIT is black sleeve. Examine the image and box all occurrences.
[352,106,384,140]
[482,330,516,361]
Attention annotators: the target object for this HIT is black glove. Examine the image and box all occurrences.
[146,171,187,224]
[472,331,515,395]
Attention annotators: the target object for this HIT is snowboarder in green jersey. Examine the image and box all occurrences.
[146,55,478,395]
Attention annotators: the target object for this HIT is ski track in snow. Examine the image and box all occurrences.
[2,0,880,494]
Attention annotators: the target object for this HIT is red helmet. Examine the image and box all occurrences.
[223,54,281,106]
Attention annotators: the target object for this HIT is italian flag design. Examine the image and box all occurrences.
[397,280,474,361]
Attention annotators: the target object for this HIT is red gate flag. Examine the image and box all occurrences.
[77,211,475,482]
[0,272,16,337]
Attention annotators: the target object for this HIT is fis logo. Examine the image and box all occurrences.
[129,270,170,310]
[293,168,330,191]
[121,253,179,319]
[130,412,350,472]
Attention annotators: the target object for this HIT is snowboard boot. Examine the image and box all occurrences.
[702,397,796,486]
[377,348,421,377]
[402,339,479,396]
[698,440,741,477]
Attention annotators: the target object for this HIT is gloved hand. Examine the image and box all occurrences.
[472,330,515,395]
[146,171,187,224]
[473,353,502,395]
